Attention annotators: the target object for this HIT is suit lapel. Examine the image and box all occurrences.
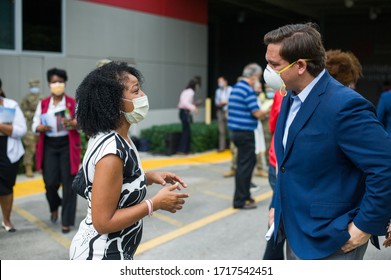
[274,92,291,165]
[282,91,320,160]
[281,71,331,164]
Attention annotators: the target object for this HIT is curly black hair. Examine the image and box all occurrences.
[47,68,68,82]
[75,62,144,137]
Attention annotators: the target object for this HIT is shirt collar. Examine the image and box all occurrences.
[294,69,326,103]
[50,95,65,106]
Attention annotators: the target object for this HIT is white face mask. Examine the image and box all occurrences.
[264,59,311,94]
[50,82,65,96]
[121,95,149,124]
[30,87,40,94]
[263,65,286,92]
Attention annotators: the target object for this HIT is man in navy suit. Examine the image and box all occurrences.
[263,23,391,260]
[377,87,391,135]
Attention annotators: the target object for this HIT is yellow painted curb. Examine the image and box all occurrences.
[14,150,231,198]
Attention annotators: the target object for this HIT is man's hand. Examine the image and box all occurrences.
[341,222,371,253]
[252,109,270,121]
[268,208,275,227]
[383,222,391,248]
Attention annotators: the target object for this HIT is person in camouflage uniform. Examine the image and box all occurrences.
[20,80,45,177]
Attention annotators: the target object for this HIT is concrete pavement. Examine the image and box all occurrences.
[1,150,390,260]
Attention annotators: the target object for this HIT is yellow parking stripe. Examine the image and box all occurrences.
[13,205,71,249]
[135,190,272,255]
[152,212,184,227]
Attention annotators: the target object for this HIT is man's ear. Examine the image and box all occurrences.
[297,59,308,75]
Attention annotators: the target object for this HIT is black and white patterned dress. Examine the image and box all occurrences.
[70,131,147,260]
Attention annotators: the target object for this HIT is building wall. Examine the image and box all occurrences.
[0,0,208,135]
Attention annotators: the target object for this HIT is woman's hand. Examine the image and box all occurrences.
[36,124,52,133]
[146,171,187,190]
[62,118,77,130]
[0,123,13,136]
[151,183,189,213]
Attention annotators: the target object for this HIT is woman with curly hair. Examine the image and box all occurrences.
[70,62,189,260]
[325,49,362,88]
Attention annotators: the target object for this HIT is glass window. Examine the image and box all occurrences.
[22,0,62,52]
[0,0,15,50]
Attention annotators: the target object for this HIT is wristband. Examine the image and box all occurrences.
[145,199,153,216]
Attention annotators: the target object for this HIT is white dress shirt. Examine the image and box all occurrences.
[282,69,326,149]
[1,98,27,163]
[32,96,69,137]
[177,88,197,112]
[215,86,232,111]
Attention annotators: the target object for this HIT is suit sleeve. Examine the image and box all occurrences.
[336,96,391,236]
[376,94,386,127]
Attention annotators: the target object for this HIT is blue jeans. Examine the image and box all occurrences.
[177,109,191,153]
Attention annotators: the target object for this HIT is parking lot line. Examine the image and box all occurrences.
[136,190,272,256]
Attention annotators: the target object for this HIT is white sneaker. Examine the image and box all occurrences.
[250,182,261,193]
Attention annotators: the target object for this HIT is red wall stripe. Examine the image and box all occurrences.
[81,0,208,24]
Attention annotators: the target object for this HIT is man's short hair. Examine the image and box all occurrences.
[96,59,112,68]
[242,63,262,78]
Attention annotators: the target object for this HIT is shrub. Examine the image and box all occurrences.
[140,121,219,154]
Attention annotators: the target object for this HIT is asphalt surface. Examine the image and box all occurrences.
[1,151,390,260]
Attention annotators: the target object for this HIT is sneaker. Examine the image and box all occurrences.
[255,169,268,177]
[250,182,261,193]
[223,169,236,177]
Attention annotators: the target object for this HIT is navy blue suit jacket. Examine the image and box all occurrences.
[273,71,391,259]
[377,90,391,134]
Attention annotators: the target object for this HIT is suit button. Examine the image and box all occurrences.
[280,166,285,173]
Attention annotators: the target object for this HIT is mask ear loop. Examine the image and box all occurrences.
[279,84,287,96]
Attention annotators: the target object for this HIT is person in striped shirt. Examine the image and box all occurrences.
[228,63,269,209]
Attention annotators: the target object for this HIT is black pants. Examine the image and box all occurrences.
[232,130,256,208]
[263,164,285,260]
[177,109,191,153]
[0,136,20,195]
[43,136,77,226]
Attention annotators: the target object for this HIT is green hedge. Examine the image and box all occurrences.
[17,123,218,174]
[140,121,219,154]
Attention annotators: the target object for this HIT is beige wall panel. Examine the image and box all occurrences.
[67,1,137,58]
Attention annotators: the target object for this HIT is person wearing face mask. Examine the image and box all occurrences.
[70,61,189,260]
[264,23,391,260]
[214,76,232,152]
[20,80,45,177]
[32,68,81,234]
[227,63,269,210]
